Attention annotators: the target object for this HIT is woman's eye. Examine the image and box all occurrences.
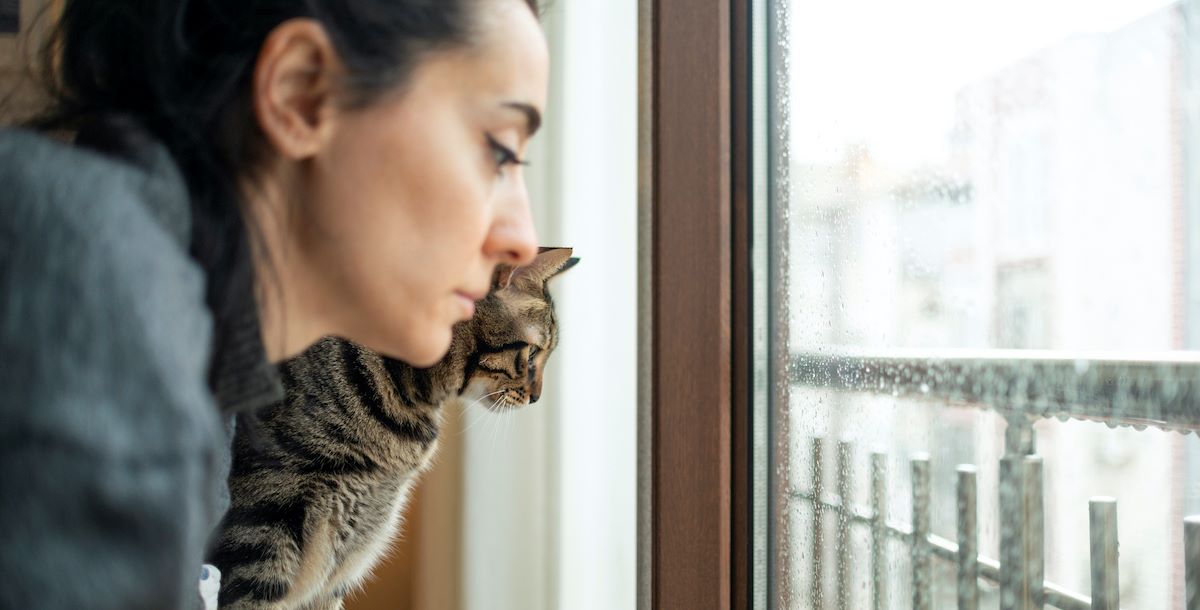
[486,134,528,173]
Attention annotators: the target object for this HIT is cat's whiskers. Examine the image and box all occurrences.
[507,403,517,442]
[487,408,497,453]
[463,389,505,410]
[487,394,508,453]
[458,406,489,438]
[457,390,506,436]
[499,402,509,446]
[458,408,489,437]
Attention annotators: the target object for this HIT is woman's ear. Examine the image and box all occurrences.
[252,18,343,160]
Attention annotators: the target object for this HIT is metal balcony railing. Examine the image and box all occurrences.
[789,349,1200,610]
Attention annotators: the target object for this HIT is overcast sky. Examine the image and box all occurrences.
[786,0,1178,168]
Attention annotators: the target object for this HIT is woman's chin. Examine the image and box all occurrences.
[402,328,454,368]
[354,323,451,368]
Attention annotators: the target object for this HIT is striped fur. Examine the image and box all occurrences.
[208,248,577,610]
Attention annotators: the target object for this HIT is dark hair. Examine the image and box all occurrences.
[34,0,540,392]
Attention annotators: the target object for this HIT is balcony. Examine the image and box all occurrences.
[787,349,1200,609]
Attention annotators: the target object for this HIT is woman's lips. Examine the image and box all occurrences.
[455,292,477,318]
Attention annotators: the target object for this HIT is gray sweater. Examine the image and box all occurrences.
[0,128,279,609]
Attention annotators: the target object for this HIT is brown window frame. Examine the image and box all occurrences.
[643,0,755,607]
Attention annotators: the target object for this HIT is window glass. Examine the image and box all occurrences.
[764,0,1200,607]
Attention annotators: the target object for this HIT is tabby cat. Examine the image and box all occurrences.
[207,247,577,610]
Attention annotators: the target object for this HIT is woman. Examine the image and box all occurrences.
[0,0,546,608]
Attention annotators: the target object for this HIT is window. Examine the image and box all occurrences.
[758,0,1200,608]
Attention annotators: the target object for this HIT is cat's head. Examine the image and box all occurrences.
[460,247,578,410]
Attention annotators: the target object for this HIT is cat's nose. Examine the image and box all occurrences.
[529,391,540,404]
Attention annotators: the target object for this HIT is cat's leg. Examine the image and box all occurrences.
[299,595,345,610]
[207,497,336,610]
[325,589,347,610]
[207,521,307,610]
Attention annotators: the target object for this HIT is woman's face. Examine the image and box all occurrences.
[296,0,548,366]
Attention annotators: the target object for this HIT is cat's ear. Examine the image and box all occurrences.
[492,264,518,291]
[510,247,576,291]
[552,257,580,280]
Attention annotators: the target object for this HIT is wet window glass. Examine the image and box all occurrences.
[758,0,1200,607]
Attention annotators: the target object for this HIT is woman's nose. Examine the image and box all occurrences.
[486,183,538,267]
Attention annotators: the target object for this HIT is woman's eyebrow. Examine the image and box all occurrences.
[503,101,542,138]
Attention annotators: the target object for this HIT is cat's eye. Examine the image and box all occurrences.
[528,346,541,363]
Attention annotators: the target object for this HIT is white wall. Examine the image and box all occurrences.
[461,1,638,609]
